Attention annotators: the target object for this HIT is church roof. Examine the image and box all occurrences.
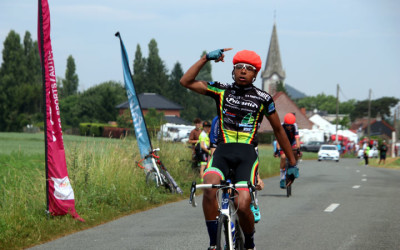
[262,23,286,79]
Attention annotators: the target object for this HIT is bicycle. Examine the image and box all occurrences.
[137,148,182,194]
[189,176,257,250]
[283,148,301,197]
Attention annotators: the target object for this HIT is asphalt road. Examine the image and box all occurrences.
[30,158,400,250]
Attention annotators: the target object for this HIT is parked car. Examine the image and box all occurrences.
[357,147,379,158]
[318,144,340,162]
[301,141,324,152]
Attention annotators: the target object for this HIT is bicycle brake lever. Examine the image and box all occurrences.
[189,181,197,206]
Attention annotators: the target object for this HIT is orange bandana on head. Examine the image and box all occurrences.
[232,50,262,73]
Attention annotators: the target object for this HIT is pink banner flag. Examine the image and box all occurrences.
[37,0,83,222]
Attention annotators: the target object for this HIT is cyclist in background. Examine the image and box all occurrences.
[276,113,301,189]
[180,48,297,250]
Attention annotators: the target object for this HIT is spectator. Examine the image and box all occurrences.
[188,118,202,162]
[379,140,388,164]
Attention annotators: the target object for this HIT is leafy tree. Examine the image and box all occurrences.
[167,62,185,103]
[59,81,126,127]
[132,44,146,94]
[144,108,166,129]
[0,30,43,131]
[349,97,399,121]
[61,55,79,97]
[22,31,42,116]
[145,39,169,94]
[116,109,132,128]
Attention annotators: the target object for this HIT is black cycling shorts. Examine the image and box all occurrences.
[204,143,259,186]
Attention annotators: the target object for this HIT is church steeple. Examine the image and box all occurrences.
[262,22,286,95]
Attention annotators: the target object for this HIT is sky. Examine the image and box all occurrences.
[1,0,399,103]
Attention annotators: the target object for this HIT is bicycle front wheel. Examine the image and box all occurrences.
[216,214,230,250]
[146,171,159,187]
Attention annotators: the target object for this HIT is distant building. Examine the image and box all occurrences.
[261,22,306,100]
[350,117,395,141]
[259,92,313,132]
[261,22,286,96]
[116,93,191,125]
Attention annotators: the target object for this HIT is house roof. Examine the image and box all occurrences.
[116,93,183,110]
[350,118,395,138]
[259,91,313,132]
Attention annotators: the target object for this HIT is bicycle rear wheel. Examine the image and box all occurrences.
[286,174,294,197]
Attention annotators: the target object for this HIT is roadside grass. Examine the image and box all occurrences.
[365,157,400,169]
[0,133,282,249]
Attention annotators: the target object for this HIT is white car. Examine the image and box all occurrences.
[318,144,340,162]
[357,147,379,158]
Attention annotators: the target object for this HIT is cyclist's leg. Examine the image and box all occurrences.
[233,145,258,249]
[280,152,287,188]
[203,148,228,248]
[203,172,220,248]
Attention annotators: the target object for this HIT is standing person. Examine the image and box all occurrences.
[180,48,297,250]
[379,140,388,164]
[364,144,370,166]
[276,113,301,189]
[188,118,202,166]
[195,121,212,181]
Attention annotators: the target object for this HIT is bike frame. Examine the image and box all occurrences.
[137,148,183,194]
[190,181,256,249]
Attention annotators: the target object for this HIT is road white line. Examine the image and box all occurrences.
[324,203,340,212]
[362,174,367,177]
[352,185,361,189]
[356,170,360,173]
[362,178,367,182]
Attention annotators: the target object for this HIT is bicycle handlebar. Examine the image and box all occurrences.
[189,181,256,207]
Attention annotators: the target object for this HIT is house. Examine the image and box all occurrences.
[116,93,191,125]
[259,91,313,132]
[350,117,395,141]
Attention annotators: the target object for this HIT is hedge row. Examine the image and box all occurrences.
[79,123,117,137]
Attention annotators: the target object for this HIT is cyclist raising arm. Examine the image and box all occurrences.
[180,48,297,250]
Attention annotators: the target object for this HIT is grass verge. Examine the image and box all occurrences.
[0,133,282,249]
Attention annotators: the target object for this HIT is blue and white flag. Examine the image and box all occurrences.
[115,32,152,159]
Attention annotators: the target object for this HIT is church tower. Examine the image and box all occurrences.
[261,23,286,95]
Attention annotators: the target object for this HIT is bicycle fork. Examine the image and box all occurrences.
[220,188,234,247]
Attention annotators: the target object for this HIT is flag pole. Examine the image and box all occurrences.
[37,0,50,219]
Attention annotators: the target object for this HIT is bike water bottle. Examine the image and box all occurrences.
[230,221,236,243]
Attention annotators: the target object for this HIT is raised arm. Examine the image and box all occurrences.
[180,48,232,95]
[267,112,296,166]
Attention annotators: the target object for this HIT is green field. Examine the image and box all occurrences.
[0,132,284,249]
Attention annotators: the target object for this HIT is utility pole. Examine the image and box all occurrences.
[393,107,397,157]
[335,84,339,144]
[367,89,371,139]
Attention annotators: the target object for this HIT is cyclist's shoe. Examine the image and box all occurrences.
[280,179,285,189]
[250,203,261,223]
[207,246,216,250]
[287,166,299,178]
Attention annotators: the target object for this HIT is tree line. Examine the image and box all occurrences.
[0,30,398,132]
[0,30,216,132]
